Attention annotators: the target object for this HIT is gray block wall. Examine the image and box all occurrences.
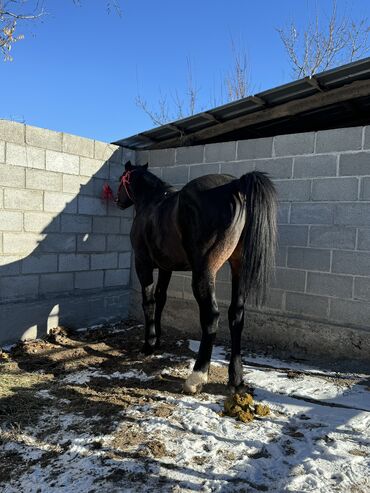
[134,126,370,361]
[2,118,370,361]
[0,121,133,344]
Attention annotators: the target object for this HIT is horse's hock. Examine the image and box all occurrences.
[0,120,369,364]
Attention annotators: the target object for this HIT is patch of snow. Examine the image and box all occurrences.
[62,369,104,384]
[188,339,199,353]
[151,352,174,359]
[35,389,55,400]
[110,369,155,381]
[1,343,16,352]
[188,339,227,363]
[75,323,143,334]
[243,353,343,376]
[62,367,155,385]
[76,324,104,332]
[243,363,370,412]
[59,398,71,405]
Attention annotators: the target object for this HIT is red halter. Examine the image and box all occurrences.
[102,169,137,203]
[119,169,135,202]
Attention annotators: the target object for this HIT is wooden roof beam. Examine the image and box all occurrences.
[164,123,185,134]
[250,95,267,106]
[138,134,157,145]
[305,76,326,92]
[200,112,222,123]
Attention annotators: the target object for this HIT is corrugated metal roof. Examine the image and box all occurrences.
[113,57,370,150]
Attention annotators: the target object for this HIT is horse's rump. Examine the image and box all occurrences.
[177,174,245,270]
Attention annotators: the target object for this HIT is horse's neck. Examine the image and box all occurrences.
[133,174,169,207]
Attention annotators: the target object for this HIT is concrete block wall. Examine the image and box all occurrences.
[2,118,369,360]
[0,121,133,344]
[135,126,370,354]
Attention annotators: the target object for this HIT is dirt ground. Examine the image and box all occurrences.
[0,321,230,491]
[0,321,369,492]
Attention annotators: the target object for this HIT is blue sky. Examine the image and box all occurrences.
[1,0,370,143]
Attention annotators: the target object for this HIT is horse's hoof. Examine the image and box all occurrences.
[141,343,155,356]
[183,382,202,394]
[183,371,208,394]
[227,382,252,395]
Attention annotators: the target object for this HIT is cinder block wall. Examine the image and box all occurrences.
[133,126,370,361]
[0,121,133,344]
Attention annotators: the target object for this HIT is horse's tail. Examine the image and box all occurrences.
[238,171,277,306]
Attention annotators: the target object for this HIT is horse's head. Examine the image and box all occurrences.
[115,161,148,209]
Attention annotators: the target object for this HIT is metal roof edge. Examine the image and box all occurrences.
[112,57,370,150]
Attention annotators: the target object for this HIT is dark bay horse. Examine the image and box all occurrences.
[115,161,277,394]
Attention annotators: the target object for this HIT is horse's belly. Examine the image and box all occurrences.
[151,236,190,271]
[149,197,190,271]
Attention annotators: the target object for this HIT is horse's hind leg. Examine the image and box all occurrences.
[184,268,219,394]
[154,269,172,349]
[228,254,246,392]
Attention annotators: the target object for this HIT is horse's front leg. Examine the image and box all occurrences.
[154,269,172,349]
[135,258,156,355]
[184,269,219,394]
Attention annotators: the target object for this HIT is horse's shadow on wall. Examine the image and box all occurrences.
[0,146,132,345]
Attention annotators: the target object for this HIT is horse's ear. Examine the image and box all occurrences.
[125,160,133,171]
[143,163,148,170]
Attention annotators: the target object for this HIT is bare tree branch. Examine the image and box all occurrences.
[277,0,370,79]
[347,18,370,62]
[136,58,201,126]
[185,57,199,116]
[135,93,171,128]
[0,0,45,61]
[0,0,122,61]
[225,37,249,101]
[73,0,122,17]
[136,41,251,127]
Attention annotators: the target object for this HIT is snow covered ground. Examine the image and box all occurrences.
[0,326,369,492]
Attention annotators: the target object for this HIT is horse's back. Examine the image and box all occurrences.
[179,173,240,223]
[181,173,235,193]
